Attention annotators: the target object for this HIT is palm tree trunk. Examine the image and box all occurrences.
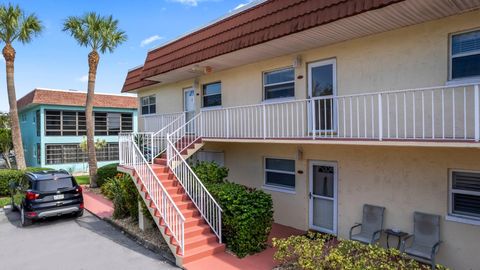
[3,43,26,170]
[86,50,99,187]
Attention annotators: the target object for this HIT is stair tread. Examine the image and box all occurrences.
[184,223,210,232]
[184,242,225,256]
[185,234,217,243]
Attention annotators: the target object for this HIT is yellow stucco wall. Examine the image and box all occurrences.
[202,142,480,269]
[137,10,480,116]
[133,10,480,269]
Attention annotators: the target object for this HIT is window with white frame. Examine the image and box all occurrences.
[264,157,295,190]
[141,95,156,115]
[450,29,480,80]
[202,82,221,107]
[263,67,295,100]
[450,170,480,220]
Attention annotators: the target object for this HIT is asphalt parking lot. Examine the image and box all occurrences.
[0,207,178,270]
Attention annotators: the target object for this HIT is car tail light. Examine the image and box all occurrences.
[76,186,83,194]
[26,191,39,200]
[79,202,84,209]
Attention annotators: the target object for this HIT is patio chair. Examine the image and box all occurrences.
[401,212,442,270]
[349,204,385,244]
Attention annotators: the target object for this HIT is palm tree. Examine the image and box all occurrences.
[63,13,126,187]
[0,4,43,170]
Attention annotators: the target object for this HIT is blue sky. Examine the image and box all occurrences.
[0,0,255,112]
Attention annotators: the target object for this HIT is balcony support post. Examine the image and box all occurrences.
[475,84,479,142]
[226,109,230,139]
[263,104,266,139]
[378,93,383,141]
[312,100,316,140]
[151,133,154,164]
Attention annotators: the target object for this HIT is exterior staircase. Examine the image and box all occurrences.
[119,134,223,267]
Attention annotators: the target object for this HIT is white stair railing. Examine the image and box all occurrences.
[119,133,186,255]
[166,114,223,242]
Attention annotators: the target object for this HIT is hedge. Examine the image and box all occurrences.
[193,161,274,257]
[97,163,122,187]
[0,167,53,196]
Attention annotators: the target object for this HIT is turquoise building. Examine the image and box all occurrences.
[17,88,138,173]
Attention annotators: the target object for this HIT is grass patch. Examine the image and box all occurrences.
[75,175,90,185]
[0,196,10,208]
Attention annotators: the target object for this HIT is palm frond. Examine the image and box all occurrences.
[0,4,42,44]
[63,12,126,54]
[17,14,43,44]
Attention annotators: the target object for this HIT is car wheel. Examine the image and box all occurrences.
[20,206,32,227]
[75,210,84,218]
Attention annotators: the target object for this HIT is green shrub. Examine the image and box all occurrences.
[208,182,273,257]
[102,174,139,220]
[192,161,273,257]
[0,167,53,196]
[192,161,229,184]
[97,163,122,187]
[0,169,23,196]
[273,232,448,270]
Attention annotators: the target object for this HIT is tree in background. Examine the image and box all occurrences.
[0,128,13,168]
[80,136,107,178]
[0,112,10,129]
[0,4,43,170]
[63,13,126,187]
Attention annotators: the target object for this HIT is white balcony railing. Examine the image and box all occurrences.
[119,133,186,254]
[198,84,479,142]
[141,112,185,133]
[135,113,186,163]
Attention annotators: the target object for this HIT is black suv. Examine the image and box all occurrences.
[10,170,84,226]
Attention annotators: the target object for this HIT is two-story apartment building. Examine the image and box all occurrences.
[18,88,138,173]
[119,0,480,268]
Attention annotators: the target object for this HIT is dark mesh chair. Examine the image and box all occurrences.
[349,204,385,244]
[401,212,442,270]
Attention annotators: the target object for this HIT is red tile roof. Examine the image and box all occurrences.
[122,0,404,92]
[17,89,138,110]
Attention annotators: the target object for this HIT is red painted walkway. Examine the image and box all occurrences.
[82,186,114,218]
[183,223,304,270]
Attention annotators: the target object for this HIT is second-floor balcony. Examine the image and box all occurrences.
[141,84,480,146]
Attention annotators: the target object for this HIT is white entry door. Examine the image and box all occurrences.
[184,88,196,122]
[308,59,337,133]
[309,161,337,234]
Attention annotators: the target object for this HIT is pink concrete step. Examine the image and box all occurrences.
[182,242,226,264]
[185,234,219,250]
[184,223,212,238]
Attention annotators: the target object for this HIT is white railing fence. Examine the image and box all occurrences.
[199,84,480,142]
[141,112,185,133]
[134,113,186,163]
[119,133,186,255]
[166,115,223,243]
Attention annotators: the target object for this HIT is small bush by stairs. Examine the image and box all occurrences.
[120,138,224,267]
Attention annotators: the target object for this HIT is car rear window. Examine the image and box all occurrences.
[35,177,75,192]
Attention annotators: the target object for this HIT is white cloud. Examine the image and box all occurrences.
[234,0,254,10]
[171,0,199,6]
[78,74,88,83]
[140,35,164,47]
